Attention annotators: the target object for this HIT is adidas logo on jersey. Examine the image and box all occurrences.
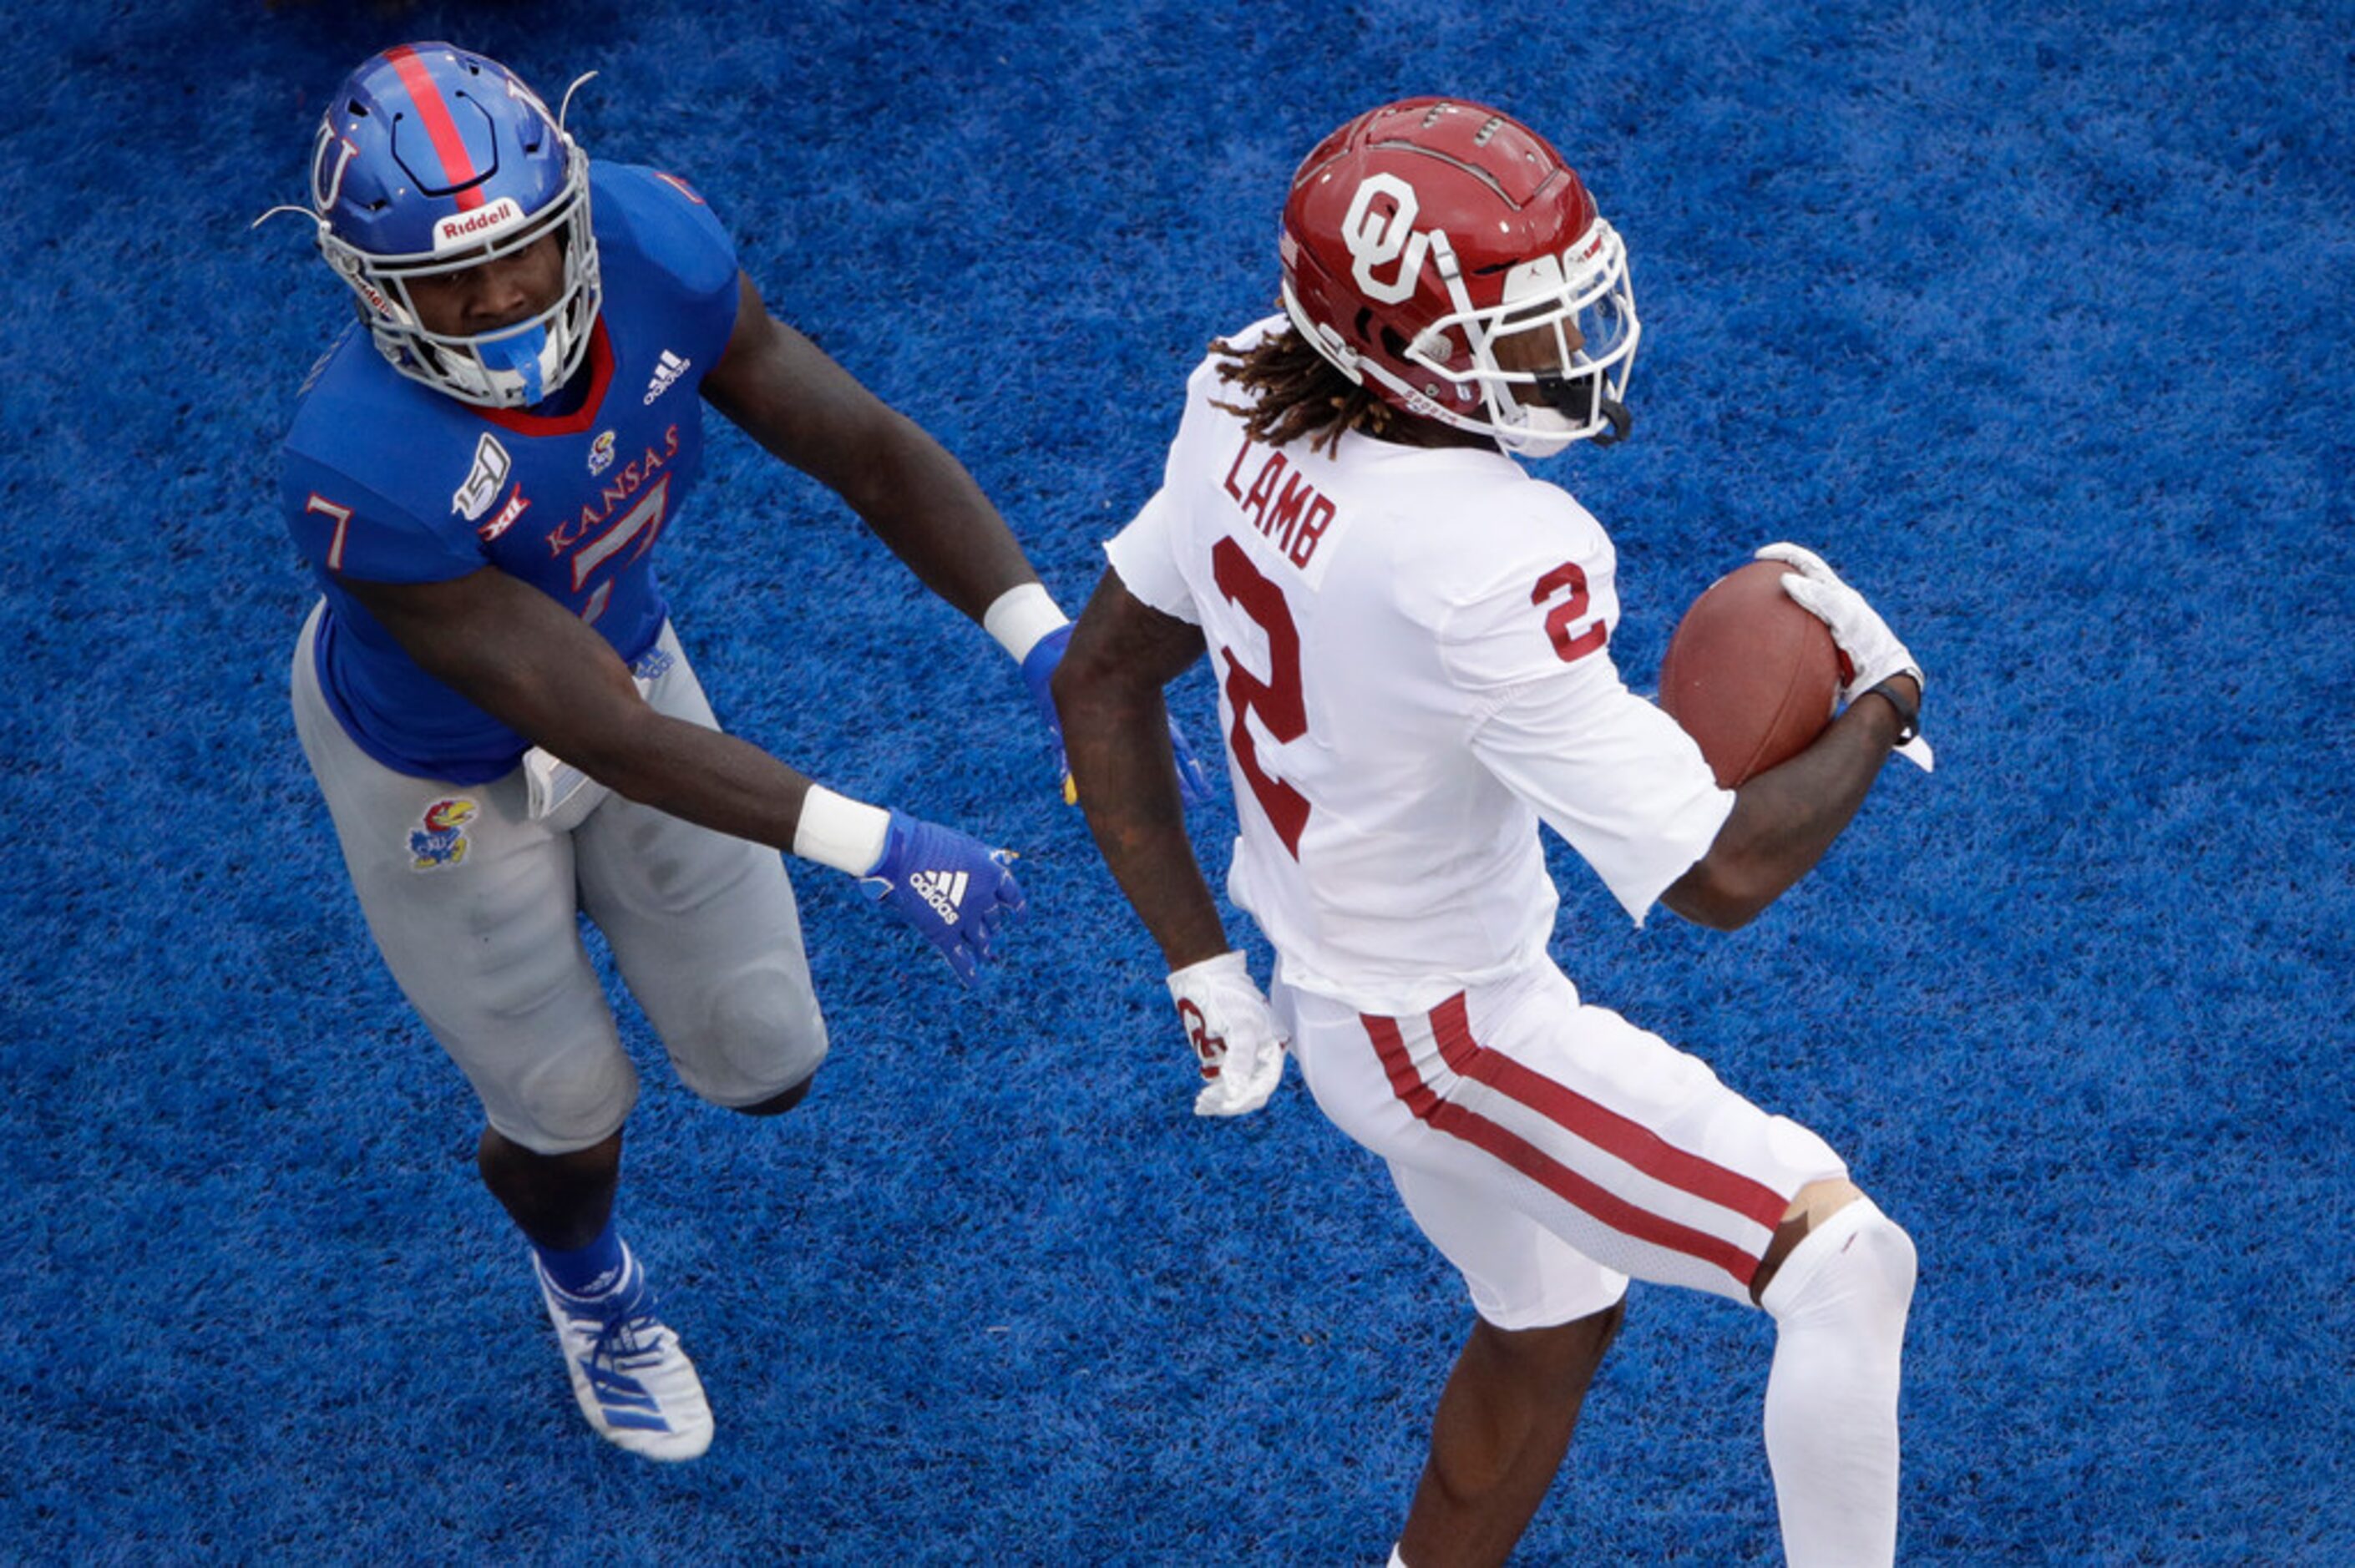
[909,868,969,925]
[643,350,691,405]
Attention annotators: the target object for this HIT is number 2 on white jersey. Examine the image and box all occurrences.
[1532,559,1608,662]
[1210,537,1311,857]
[1207,544,1604,860]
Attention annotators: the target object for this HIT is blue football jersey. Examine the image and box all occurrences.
[281,163,742,782]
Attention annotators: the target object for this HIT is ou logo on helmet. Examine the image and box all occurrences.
[1342,174,1432,305]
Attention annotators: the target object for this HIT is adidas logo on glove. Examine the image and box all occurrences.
[909,868,970,924]
[860,807,1026,986]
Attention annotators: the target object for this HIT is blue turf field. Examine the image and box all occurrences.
[3,2,2349,1561]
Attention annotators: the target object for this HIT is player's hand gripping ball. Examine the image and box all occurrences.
[1657,559,1841,787]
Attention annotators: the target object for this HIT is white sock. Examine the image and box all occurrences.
[1758,1196,1917,1568]
[1386,1550,1409,1568]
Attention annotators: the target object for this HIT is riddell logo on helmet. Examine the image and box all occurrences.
[432,198,526,253]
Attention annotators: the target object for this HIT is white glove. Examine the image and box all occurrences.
[1755,542,1934,772]
[1167,951,1288,1117]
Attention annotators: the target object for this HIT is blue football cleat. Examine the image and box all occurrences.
[533,1244,713,1461]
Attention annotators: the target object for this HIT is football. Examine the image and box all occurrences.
[1657,560,1841,787]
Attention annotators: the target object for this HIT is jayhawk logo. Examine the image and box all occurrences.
[409,797,479,871]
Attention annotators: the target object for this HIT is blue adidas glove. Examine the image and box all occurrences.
[1021,624,1215,807]
[860,809,1026,984]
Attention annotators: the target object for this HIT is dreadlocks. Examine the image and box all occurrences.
[1209,321,1395,456]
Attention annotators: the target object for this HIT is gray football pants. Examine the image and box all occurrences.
[291,601,829,1153]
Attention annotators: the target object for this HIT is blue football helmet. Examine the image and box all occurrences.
[301,43,600,407]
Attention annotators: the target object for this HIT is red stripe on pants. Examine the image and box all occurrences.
[1429,993,1789,1234]
[1365,996,1765,1290]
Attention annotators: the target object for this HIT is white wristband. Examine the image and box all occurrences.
[793,785,892,875]
[982,581,1071,664]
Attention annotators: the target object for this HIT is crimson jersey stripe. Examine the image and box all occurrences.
[1428,994,1790,1233]
[383,45,486,211]
[1363,1001,1765,1290]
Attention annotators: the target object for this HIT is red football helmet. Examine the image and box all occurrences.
[1279,98,1638,456]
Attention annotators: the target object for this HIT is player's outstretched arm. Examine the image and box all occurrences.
[700,272,1040,625]
[696,271,1218,807]
[343,564,822,845]
[337,566,1023,981]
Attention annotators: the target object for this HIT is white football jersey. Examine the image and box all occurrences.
[1107,319,1735,1016]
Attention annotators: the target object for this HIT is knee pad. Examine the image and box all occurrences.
[494,1049,639,1154]
[1759,1196,1917,1333]
[669,955,829,1109]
